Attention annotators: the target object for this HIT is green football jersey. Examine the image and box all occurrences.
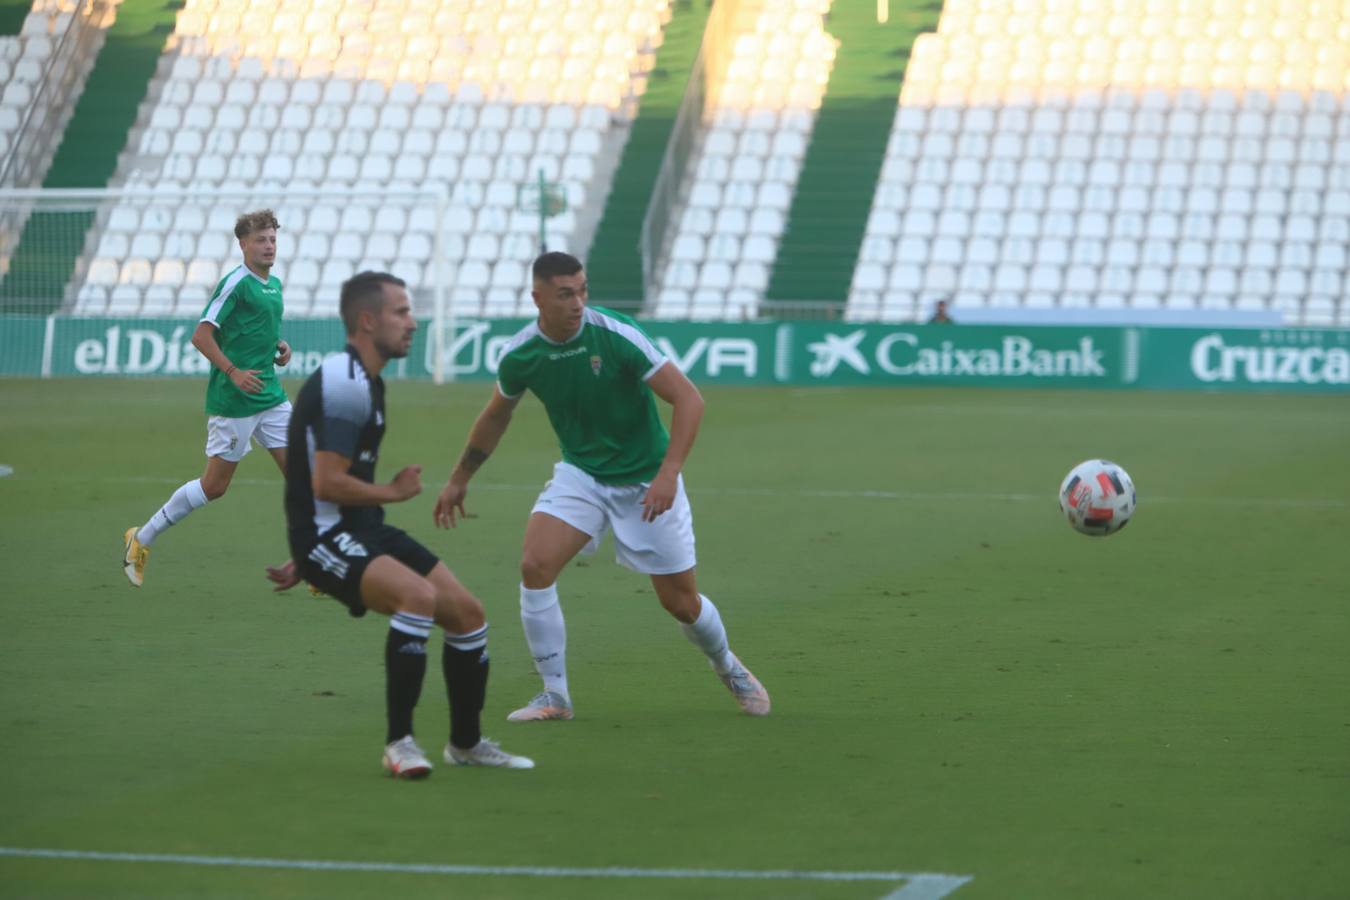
[199,265,287,418]
[497,306,671,484]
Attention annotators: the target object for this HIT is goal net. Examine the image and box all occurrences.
[0,186,478,381]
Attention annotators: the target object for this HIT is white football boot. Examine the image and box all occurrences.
[444,738,535,769]
[505,690,574,722]
[382,735,433,779]
[716,653,771,716]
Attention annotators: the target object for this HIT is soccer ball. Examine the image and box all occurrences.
[1058,459,1136,536]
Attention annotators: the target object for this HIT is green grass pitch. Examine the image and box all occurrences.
[1,378,1347,899]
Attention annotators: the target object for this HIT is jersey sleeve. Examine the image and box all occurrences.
[316,374,371,459]
[613,316,669,380]
[497,352,526,399]
[200,275,240,328]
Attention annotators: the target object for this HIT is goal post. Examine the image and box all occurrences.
[0,186,461,382]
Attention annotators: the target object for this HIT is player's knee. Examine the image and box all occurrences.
[439,592,485,632]
[519,553,560,589]
[656,586,701,624]
[396,580,436,618]
[200,478,228,501]
[661,594,700,624]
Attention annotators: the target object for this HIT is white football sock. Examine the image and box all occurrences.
[137,479,209,547]
[520,584,568,699]
[682,594,735,675]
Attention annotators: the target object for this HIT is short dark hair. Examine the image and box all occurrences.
[532,251,583,282]
[339,271,406,335]
[234,209,279,239]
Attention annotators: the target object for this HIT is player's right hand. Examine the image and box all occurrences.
[230,367,264,393]
[434,480,468,529]
[265,559,301,592]
[390,464,423,501]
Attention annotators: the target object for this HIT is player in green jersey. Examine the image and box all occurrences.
[433,252,769,721]
[122,209,292,587]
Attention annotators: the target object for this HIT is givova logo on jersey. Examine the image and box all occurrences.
[547,345,589,361]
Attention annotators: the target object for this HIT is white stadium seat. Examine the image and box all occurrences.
[845,1,1347,324]
[79,0,678,315]
[63,0,1350,327]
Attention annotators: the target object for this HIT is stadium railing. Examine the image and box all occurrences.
[639,0,756,306]
[0,0,106,192]
[0,0,109,278]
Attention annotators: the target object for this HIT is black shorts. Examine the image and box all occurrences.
[292,523,440,617]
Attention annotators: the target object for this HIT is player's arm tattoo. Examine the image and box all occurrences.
[458,446,490,475]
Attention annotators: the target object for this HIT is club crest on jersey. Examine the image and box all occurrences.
[590,354,602,376]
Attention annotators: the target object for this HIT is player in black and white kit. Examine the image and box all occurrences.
[266,271,533,778]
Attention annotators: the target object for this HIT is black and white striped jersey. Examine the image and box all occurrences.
[285,345,387,543]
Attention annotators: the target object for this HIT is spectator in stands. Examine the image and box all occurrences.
[121,209,291,587]
[432,251,770,725]
[928,298,955,324]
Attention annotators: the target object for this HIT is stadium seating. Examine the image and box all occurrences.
[649,0,835,319]
[74,0,672,316]
[849,0,1350,326]
[0,1,73,165]
[50,0,1350,327]
[0,0,113,317]
[0,0,90,262]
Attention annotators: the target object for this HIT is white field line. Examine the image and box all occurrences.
[7,472,1347,509]
[0,847,973,899]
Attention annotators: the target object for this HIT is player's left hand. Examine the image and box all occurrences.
[641,471,678,522]
[274,340,292,367]
[434,479,469,529]
[265,559,301,592]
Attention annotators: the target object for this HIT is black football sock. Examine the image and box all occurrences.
[442,624,490,751]
[385,613,432,744]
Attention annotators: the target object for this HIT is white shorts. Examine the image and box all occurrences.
[531,461,697,576]
[205,401,292,462]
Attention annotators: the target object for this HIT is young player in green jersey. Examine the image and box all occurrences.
[433,252,769,721]
[122,209,292,586]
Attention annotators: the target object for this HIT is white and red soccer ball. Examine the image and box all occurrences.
[1059,459,1136,536]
